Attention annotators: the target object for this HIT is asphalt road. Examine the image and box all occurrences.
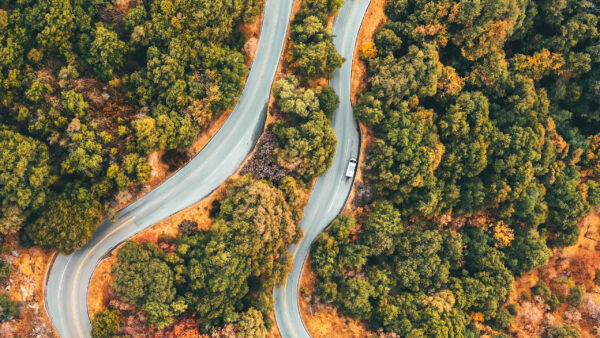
[273,1,370,337]
[44,1,293,336]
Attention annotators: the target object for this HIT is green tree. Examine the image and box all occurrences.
[567,285,585,308]
[0,261,10,283]
[271,77,337,178]
[289,15,344,81]
[27,195,104,254]
[0,129,54,234]
[177,175,298,327]
[546,324,581,338]
[337,277,375,319]
[91,310,120,338]
[0,293,20,322]
[236,308,267,338]
[88,26,127,81]
[111,241,184,328]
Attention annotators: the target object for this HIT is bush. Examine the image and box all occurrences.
[490,308,512,330]
[0,293,20,322]
[567,285,585,307]
[91,310,120,338]
[546,324,581,338]
[177,220,199,235]
[532,281,561,310]
[532,281,552,300]
[547,294,561,311]
[507,304,517,315]
[594,270,600,286]
[0,261,10,283]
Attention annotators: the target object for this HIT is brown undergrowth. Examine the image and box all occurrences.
[0,236,57,337]
[508,210,600,338]
[299,255,375,338]
[350,0,387,105]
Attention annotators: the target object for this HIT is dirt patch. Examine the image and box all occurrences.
[351,0,387,104]
[240,131,290,182]
[0,237,57,338]
[299,255,374,338]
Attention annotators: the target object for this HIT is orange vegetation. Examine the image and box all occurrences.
[1,239,57,337]
[509,210,600,337]
[299,255,374,338]
[351,0,388,104]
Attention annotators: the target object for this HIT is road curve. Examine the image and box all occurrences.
[45,1,293,336]
[273,1,370,337]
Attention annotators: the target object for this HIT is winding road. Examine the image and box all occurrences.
[44,0,294,336]
[273,1,370,337]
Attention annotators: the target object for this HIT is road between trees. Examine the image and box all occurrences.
[44,0,294,336]
[273,1,370,337]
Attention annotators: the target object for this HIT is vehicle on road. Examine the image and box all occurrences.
[346,158,357,178]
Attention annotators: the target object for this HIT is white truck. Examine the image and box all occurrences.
[345,158,357,179]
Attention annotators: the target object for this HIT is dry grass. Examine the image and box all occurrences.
[350,0,387,104]
[0,243,57,337]
[240,0,266,67]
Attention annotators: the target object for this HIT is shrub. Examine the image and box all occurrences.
[0,293,20,322]
[91,310,120,338]
[567,285,585,307]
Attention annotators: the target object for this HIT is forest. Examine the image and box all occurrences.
[94,0,345,335]
[0,0,262,254]
[311,0,600,336]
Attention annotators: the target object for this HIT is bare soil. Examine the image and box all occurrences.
[0,236,57,338]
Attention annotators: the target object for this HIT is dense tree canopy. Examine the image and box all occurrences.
[288,0,344,81]
[27,194,105,254]
[311,212,514,336]
[312,0,600,336]
[91,310,120,338]
[0,0,262,252]
[355,0,598,251]
[112,175,301,331]
[271,77,337,179]
[0,129,54,234]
